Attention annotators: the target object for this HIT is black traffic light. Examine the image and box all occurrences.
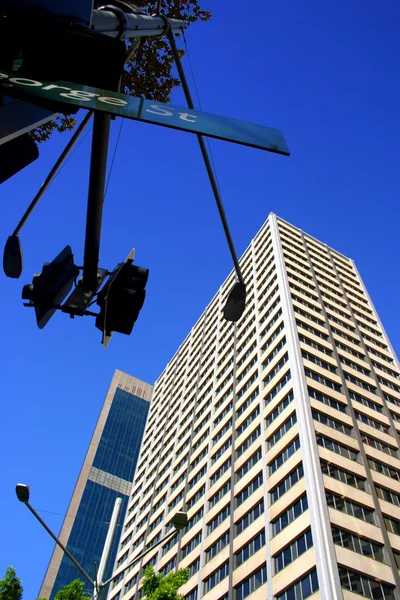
[22,245,79,329]
[96,261,149,343]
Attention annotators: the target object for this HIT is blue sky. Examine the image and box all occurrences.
[1,1,399,597]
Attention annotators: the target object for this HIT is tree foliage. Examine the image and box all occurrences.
[142,566,189,600]
[0,567,23,600]
[33,0,210,143]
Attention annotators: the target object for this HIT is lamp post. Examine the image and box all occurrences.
[15,483,188,600]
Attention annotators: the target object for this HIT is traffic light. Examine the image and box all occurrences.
[96,257,149,345]
[22,245,79,329]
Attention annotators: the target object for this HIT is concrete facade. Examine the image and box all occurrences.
[110,215,400,600]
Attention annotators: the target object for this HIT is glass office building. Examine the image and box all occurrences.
[39,370,152,599]
[110,214,400,600]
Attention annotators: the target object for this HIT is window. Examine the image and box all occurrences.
[237,371,258,398]
[211,438,232,464]
[236,448,262,481]
[376,485,400,507]
[302,350,337,373]
[349,390,383,412]
[182,532,202,557]
[321,460,366,490]
[207,504,230,533]
[234,564,267,600]
[187,507,204,531]
[299,334,332,355]
[270,463,304,503]
[312,409,352,435]
[262,337,287,369]
[378,376,400,393]
[272,493,308,536]
[355,411,390,433]
[269,437,300,474]
[205,531,230,562]
[236,389,258,417]
[275,528,313,572]
[187,485,205,510]
[212,419,232,444]
[344,373,377,394]
[236,473,263,507]
[235,530,266,566]
[264,372,292,405]
[161,555,176,576]
[188,557,200,579]
[372,360,400,379]
[276,568,318,600]
[209,480,231,508]
[316,434,358,461]
[331,325,360,345]
[304,368,342,392]
[385,393,400,408]
[335,340,365,360]
[384,515,400,536]
[369,458,400,482]
[237,426,260,457]
[263,354,289,387]
[161,532,178,556]
[361,433,398,457]
[237,406,260,436]
[265,390,294,425]
[296,319,329,340]
[308,386,347,413]
[203,561,229,593]
[326,491,375,524]
[210,458,231,485]
[332,526,384,562]
[236,499,264,534]
[340,355,371,376]
[267,412,297,448]
[294,305,324,326]
[339,567,394,599]
[367,345,395,365]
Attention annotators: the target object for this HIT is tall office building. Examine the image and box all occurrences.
[111,214,400,600]
[40,370,152,599]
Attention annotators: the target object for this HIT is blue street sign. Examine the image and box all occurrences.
[0,71,290,155]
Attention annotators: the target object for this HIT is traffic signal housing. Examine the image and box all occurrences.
[96,257,149,346]
[22,245,79,329]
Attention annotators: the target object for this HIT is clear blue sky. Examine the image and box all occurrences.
[1,1,399,597]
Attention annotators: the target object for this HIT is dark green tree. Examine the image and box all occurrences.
[32,1,210,143]
[0,567,23,600]
[141,566,189,600]
[36,579,90,600]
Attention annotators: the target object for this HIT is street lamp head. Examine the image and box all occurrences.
[172,511,188,531]
[16,483,30,503]
[223,281,246,322]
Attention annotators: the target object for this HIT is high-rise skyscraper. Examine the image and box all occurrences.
[40,370,152,600]
[110,214,400,600]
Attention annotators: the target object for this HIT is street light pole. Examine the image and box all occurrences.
[94,497,121,600]
[15,484,188,600]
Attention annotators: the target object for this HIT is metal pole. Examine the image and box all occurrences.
[101,528,177,588]
[25,501,94,588]
[95,497,122,599]
[91,10,185,39]
[166,26,244,286]
[12,111,93,236]
[82,112,111,290]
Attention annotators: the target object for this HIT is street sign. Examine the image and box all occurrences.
[0,70,290,155]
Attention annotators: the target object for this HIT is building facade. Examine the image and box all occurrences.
[40,370,152,599]
[110,214,400,600]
